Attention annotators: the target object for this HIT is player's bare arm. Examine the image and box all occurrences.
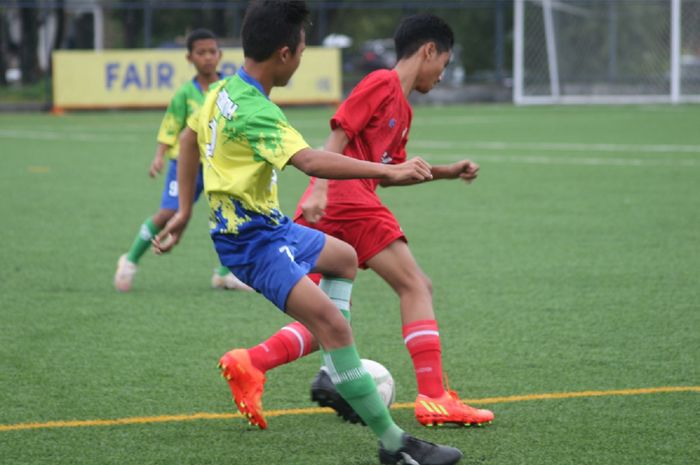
[300,128,350,223]
[152,127,200,254]
[380,159,479,187]
[148,143,169,178]
[432,159,479,182]
[290,148,432,183]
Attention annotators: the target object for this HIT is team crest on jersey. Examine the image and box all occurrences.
[389,118,396,128]
[380,152,393,164]
[217,89,238,120]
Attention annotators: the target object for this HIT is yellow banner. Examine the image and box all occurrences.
[52,47,341,109]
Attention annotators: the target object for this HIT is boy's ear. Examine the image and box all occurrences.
[424,42,437,59]
[278,46,292,63]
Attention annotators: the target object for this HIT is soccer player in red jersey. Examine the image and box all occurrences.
[233,13,494,428]
[153,3,464,463]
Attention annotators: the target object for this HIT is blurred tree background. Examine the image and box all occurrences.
[0,0,513,98]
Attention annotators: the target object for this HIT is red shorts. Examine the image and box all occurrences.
[295,206,407,270]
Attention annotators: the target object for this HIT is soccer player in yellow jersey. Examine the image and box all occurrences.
[153,2,463,464]
[114,29,250,292]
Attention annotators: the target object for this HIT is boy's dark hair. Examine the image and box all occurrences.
[394,14,454,60]
[241,0,310,61]
[186,28,217,53]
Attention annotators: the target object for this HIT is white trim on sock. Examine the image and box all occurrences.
[403,329,440,345]
[319,278,352,312]
[138,223,154,241]
[281,326,305,359]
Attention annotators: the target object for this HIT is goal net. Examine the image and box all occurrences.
[513,0,700,104]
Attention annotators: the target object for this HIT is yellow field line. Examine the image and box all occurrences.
[2,385,698,433]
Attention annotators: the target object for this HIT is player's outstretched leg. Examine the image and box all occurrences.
[366,241,495,427]
[115,214,167,291]
[285,236,463,463]
[218,349,268,429]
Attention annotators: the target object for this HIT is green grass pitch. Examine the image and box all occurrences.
[1,104,699,464]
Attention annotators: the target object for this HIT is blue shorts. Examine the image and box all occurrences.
[160,159,204,210]
[213,217,326,311]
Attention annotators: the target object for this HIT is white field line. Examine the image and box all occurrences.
[291,115,521,129]
[291,110,695,128]
[409,139,700,154]
[3,126,698,167]
[0,129,140,143]
[2,123,155,132]
[424,152,700,167]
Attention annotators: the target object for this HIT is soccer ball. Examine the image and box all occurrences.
[362,359,396,407]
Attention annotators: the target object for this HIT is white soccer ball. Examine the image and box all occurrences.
[362,359,396,407]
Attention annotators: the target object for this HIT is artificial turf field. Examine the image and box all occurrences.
[1,104,699,465]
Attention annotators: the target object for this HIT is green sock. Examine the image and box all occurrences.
[323,345,405,452]
[319,277,352,322]
[126,218,160,264]
[319,277,353,367]
[216,265,230,277]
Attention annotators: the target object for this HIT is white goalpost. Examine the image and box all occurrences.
[513,0,700,104]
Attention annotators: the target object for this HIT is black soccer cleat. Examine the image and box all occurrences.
[379,433,463,465]
[310,368,365,425]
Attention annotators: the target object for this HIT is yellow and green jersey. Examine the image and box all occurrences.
[157,77,211,159]
[188,69,309,235]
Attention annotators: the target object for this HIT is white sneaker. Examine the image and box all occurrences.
[211,270,253,291]
[114,254,138,292]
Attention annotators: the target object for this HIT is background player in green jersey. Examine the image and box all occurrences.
[153,2,463,463]
[114,28,250,292]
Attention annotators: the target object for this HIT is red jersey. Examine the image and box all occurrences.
[295,69,412,221]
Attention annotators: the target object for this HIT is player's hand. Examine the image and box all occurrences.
[149,156,165,178]
[387,157,433,183]
[301,191,327,224]
[450,160,479,183]
[151,211,190,254]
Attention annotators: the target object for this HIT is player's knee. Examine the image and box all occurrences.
[318,238,358,280]
[334,242,358,280]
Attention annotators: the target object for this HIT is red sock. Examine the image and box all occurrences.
[247,322,314,373]
[402,319,445,398]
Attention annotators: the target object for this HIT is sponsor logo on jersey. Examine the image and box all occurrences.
[217,89,238,120]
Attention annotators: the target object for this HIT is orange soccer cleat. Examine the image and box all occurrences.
[415,389,494,427]
[218,349,268,429]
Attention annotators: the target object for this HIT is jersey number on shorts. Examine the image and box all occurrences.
[279,245,295,261]
[168,180,178,197]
